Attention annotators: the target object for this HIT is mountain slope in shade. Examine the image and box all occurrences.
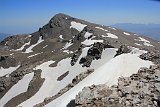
[0,13,160,107]
[0,33,11,41]
[111,23,160,40]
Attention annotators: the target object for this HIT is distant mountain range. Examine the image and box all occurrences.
[111,23,160,40]
[0,33,11,41]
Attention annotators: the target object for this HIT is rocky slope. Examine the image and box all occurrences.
[0,13,160,107]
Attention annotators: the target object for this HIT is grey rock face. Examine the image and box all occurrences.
[0,35,30,50]
[115,45,131,57]
[79,42,107,67]
[140,51,160,64]
[0,55,19,68]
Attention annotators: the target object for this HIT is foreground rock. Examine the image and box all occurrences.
[75,65,160,107]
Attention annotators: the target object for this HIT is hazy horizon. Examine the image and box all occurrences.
[0,0,160,34]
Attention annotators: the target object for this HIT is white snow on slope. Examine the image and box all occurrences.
[95,27,108,32]
[123,32,130,35]
[63,42,73,49]
[63,50,73,54]
[0,73,34,106]
[59,35,63,39]
[106,33,118,39]
[134,43,142,46]
[46,52,153,107]
[82,39,103,46]
[43,45,48,49]
[15,35,32,51]
[143,42,154,47]
[19,48,117,107]
[27,52,43,58]
[138,37,150,43]
[0,65,20,77]
[70,21,87,32]
[84,32,92,38]
[108,27,116,30]
[25,36,44,53]
[16,41,30,51]
[81,32,103,45]
[138,37,154,47]
[130,47,147,55]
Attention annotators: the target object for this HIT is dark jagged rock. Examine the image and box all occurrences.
[115,45,131,57]
[140,51,160,64]
[79,42,107,67]
[71,54,78,66]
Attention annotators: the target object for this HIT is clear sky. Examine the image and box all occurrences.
[0,0,160,34]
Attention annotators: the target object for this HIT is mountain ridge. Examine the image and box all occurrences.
[0,13,160,107]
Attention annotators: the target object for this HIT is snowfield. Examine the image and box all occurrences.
[0,73,34,106]
[70,21,87,32]
[46,51,153,107]
[18,48,117,107]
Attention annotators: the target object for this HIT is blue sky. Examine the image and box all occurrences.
[0,0,160,34]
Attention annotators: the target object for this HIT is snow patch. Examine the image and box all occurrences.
[25,36,44,53]
[82,39,103,46]
[43,45,48,49]
[143,42,154,47]
[16,41,30,51]
[27,52,43,58]
[28,35,32,37]
[138,37,154,47]
[63,50,73,54]
[108,27,116,30]
[59,35,63,39]
[0,65,20,77]
[10,53,14,56]
[129,47,147,55]
[123,32,130,35]
[84,32,93,38]
[134,43,142,46]
[138,37,150,43]
[63,42,73,49]
[106,33,118,39]
[0,73,34,106]
[70,21,87,32]
[95,27,108,32]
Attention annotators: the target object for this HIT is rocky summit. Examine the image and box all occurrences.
[0,13,160,107]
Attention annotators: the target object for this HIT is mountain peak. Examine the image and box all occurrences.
[0,13,160,107]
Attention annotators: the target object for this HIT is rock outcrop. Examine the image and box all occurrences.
[75,65,160,107]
